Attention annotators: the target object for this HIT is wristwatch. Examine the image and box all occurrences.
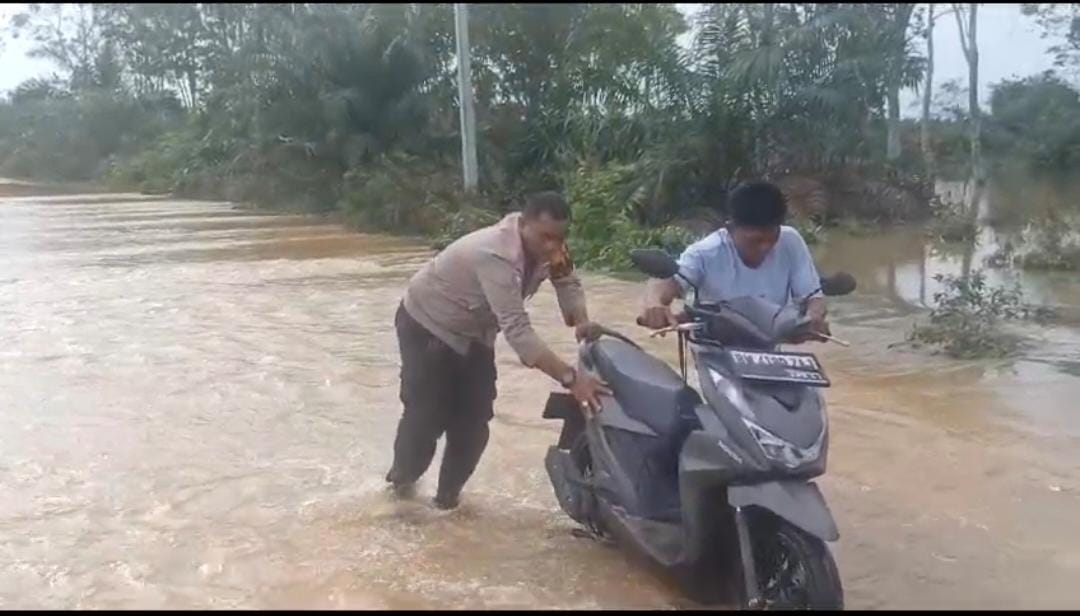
[560,367,578,389]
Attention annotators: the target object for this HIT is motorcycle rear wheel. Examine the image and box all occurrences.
[570,433,607,537]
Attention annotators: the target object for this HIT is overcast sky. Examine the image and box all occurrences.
[0,3,1068,118]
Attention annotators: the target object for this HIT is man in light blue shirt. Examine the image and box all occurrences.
[639,181,830,339]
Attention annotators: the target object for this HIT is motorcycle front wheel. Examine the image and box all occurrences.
[746,515,844,610]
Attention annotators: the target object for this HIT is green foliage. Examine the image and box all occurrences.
[1016,247,1080,271]
[927,196,978,243]
[694,4,924,171]
[340,152,463,233]
[989,212,1080,272]
[908,271,1053,359]
[0,2,958,264]
[0,87,183,181]
[565,163,696,271]
[985,72,1080,170]
[789,216,824,245]
[431,206,502,251]
[1021,4,1080,71]
[106,122,205,193]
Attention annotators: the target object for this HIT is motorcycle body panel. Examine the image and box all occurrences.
[728,480,839,541]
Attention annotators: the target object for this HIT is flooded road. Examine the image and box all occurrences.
[2,182,1079,609]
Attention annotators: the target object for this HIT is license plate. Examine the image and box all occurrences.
[724,348,830,387]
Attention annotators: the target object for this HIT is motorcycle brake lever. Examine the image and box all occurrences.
[649,323,702,338]
[814,332,851,347]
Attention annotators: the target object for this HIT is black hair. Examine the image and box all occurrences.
[729,181,787,228]
[522,191,571,222]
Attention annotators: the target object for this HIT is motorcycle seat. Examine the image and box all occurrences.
[589,338,699,435]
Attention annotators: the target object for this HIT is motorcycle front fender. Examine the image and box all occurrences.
[727,480,839,542]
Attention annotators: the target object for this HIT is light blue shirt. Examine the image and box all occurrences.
[676,226,821,305]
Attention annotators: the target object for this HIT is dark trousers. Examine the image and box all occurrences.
[386,304,497,500]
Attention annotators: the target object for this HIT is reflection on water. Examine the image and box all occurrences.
[819,177,1080,310]
[2,179,1080,609]
[814,176,1080,383]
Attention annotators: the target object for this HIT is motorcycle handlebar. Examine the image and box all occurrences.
[635,306,848,346]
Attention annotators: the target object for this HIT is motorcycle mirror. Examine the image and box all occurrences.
[629,249,680,279]
[820,272,857,297]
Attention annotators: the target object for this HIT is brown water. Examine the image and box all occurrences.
[2,181,1079,609]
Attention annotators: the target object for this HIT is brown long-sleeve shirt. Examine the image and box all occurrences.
[402,213,587,367]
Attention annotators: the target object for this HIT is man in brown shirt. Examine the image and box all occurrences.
[386,191,611,509]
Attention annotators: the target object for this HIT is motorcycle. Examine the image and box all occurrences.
[543,248,856,609]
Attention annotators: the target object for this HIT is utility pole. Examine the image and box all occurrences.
[454,3,479,192]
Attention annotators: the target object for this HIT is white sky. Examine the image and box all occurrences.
[1,3,1068,118]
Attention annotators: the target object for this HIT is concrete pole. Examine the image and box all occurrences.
[454,3,479,192]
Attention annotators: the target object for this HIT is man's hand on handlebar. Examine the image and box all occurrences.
[790,316,832,344]
[813,318,832,337]
[793,297,830,343]
[574,321,604,343]
[638,305,678,330]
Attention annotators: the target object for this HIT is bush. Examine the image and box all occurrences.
[430,205,502,250]
[0,88,184,183]
[789,216,825,245]
[985,72,1080,171]
[987,212,1080,272]
[106,128,202,193]
[564,162,697,271]
[1014,213,1080,271]
[1017,246,1080,271]
[926,195,978,243]
[340,152,467,234]
[907,270,1053,359]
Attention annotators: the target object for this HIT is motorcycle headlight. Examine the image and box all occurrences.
[742,417,823,469]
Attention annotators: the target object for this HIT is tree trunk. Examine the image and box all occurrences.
[887,87,902,161]
[953,3,982,184]
[888,262,898,300]
[756,2,776,174]
[919,243,927,307]
[968,3,982,184]
[886,4,915,162]
[188,70,198,109]
[921,3,936,178]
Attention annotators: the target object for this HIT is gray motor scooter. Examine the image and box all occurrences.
[543,248,856,609]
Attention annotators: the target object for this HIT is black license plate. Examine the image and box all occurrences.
[725,348,830,387]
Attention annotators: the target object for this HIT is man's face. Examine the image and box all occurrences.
[730,224,781,268]
[520,213,569,264]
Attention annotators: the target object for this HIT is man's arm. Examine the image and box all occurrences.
[804,296,828,334]
[474,250,611,411]
[639,242,703,329]
[645,277,683,308]
[473,250,561,372]
[551,270,588,327]
[548,242,588,327]
[786,229,829,335]
[552,271,605,342]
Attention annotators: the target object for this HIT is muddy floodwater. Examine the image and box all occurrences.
[2,180,1079,609]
